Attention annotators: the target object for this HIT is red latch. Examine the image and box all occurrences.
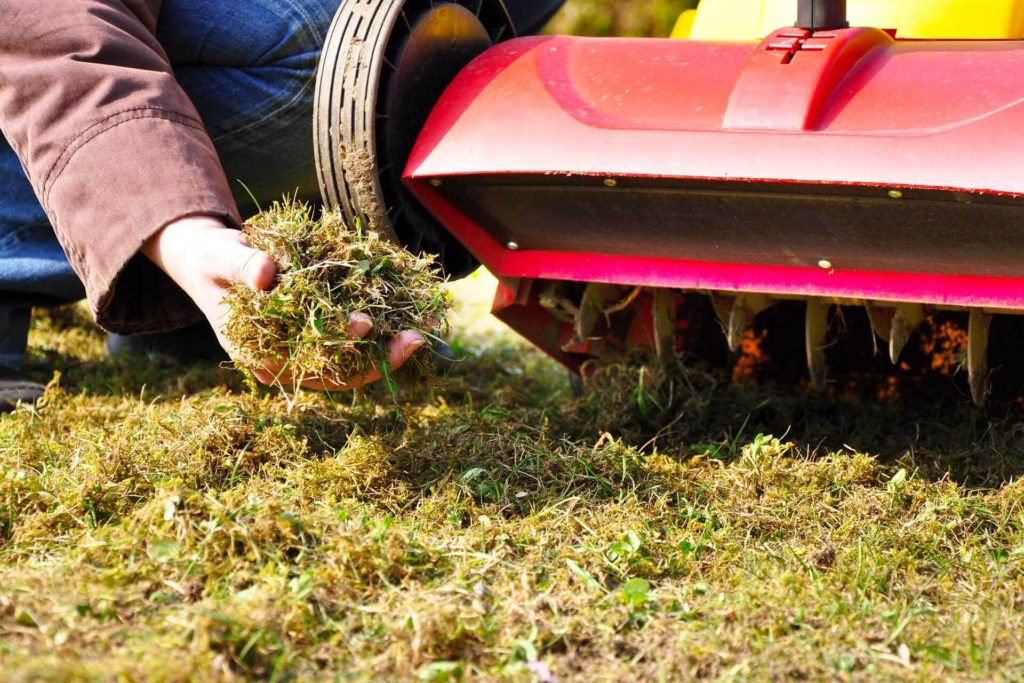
[722,27,893,131]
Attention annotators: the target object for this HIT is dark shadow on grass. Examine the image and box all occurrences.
[545,303,1024,488]
[425,324,1024,489]
[561,364,1024,490]
[25,348,248,399]
[679,382,1024,488]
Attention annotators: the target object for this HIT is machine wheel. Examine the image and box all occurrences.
[314,0,516,278]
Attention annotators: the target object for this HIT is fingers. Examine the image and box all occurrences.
[313,330,425,391]
[249,329,426,392]
[251,365,278,387]
[247,329,425,392]
[386,330,428,370]
[234,248,278,292]
[346,312,373,340]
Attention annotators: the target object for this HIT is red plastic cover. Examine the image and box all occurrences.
[405,30,1024,310]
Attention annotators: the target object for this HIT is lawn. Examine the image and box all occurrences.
[4,268,1024,682]
[4,1,1024,681]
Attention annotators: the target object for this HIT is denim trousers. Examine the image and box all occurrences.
[0,0,564,368]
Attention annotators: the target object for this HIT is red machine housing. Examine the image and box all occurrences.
[403,28,1024,369]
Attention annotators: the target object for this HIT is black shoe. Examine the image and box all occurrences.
[0,368,45,412]
[106,321,229,364]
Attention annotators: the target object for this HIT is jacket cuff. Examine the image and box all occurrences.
[45,110,242,334]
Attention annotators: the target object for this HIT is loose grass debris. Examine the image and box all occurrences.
[224,200,449,391]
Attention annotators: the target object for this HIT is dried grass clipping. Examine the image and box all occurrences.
[224,199,450,392]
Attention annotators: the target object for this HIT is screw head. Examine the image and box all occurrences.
[603,178,618,188]
[888,189,903,199]
[507,241,520,251]
[429,178,443,188]
[818,259,833,270]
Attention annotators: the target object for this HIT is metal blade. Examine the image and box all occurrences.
[889,304,926,364]
[709,293,733,335]
[806,300,830,392]
[724,294,774,353]
[537,281,578,323]
[968,309,992,407]
[572,283,625,346]
[864,304,896,357]
[651,289,677,362]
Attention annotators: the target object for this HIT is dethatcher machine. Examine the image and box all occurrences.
[314,0,1024,404]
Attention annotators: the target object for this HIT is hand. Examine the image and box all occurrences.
[253,318,425,391]
[141,215,425,390]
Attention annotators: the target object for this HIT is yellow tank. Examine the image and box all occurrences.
[672,0,1024,40]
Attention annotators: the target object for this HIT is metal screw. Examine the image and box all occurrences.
[603,178,618,187]
[429,178,443,188]
[507,241,520,251]
[888,189,903,199]
[818,259,833,270]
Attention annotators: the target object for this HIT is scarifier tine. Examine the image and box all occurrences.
[726,294,774,353]
[538,281,578,323]
[806,300,830,392]
[864,304,895,356]
[889,304,926,364]
[968,309,993,406]
[570,283,627,348]
[708,293,735,351]
[652,289,677,362]
[709,293,732,330]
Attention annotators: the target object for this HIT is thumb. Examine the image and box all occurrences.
[230,244,278,292]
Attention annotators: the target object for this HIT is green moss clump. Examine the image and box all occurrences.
[224,200,449,391]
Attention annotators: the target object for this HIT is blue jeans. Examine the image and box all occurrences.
[0,0,564,368]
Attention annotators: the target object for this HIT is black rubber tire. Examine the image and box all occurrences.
[314,0,514,279]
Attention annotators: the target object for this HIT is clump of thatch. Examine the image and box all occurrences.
[224,200,449,392]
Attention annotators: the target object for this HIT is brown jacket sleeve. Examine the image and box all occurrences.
[0,0,242,332]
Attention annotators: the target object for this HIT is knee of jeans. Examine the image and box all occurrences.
[259,0,339,69]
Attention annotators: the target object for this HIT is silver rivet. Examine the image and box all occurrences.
[818,259,833,270]
[888,189,903,199]
[507,241,520,251]
[603,178,618,187]
[429,178,443,188]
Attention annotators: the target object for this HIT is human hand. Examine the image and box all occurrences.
[141,215,425,390]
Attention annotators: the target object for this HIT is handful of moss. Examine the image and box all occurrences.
[224,200,450,392]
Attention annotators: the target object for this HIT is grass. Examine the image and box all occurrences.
[4,270,1024,681]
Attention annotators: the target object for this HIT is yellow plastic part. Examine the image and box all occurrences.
[671,9,697,39]
[670,0,1024,41]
